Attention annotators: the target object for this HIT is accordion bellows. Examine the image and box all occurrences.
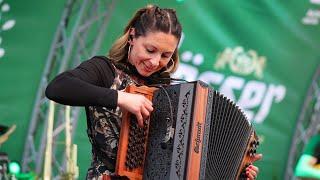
[116,81,259,180]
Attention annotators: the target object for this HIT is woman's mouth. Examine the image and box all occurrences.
[143,63,154,72]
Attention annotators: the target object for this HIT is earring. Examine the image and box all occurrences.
[127,44,132,60]
[165,58,174,71]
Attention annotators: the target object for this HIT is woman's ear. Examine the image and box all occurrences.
[128,28,136,44]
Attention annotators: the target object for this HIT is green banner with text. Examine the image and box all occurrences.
[0,0,319,179]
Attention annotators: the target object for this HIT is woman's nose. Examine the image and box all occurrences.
[150,55,160,67]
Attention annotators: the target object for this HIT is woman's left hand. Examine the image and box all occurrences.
[246,153,262,180]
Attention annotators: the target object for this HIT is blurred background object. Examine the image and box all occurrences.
[0,125,16,146]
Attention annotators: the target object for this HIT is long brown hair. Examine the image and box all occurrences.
[107,5,182,74]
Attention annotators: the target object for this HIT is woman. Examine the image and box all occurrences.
[46,5,260,179]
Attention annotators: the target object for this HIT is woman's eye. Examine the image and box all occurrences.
[161,54,170,59]
[146,49,154,53]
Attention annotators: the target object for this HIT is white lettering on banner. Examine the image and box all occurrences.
[174,63,198,82]
[238,81,267,121]
[302,2,320,25]
[0,1,16,59]
[254,84,286,123]
[198,71,224,86]
[219,76,245,102]
[311,0,320,4]
[173,62,287,124]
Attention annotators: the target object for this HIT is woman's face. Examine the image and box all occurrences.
[128,31,178,77]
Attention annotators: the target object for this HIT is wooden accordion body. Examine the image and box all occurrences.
[116,81,259,180]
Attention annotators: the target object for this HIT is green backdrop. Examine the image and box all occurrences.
[0,0,319,179]
[0,0,65,170]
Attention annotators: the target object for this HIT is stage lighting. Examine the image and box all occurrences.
[9,161,20,175]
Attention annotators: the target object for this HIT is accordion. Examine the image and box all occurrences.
[115,81,259,180]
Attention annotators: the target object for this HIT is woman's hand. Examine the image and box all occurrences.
[246,153,263,180]
[117,91,153,127]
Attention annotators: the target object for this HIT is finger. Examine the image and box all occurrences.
[144,97,153,106]
[246,171,255,180]
[141,106,150,120]
[136,113,143,127]
[144,101,154,112]
[248,165,259,174]
[252,153,263,162]
[246,167,257,180]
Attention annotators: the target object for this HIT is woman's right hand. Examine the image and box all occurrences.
[117,91,153,127]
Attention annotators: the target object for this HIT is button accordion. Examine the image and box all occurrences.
[115,81,259,180]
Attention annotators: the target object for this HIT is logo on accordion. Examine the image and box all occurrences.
[194,122,202,153]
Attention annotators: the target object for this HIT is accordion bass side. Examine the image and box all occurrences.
[116,81,259,180]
